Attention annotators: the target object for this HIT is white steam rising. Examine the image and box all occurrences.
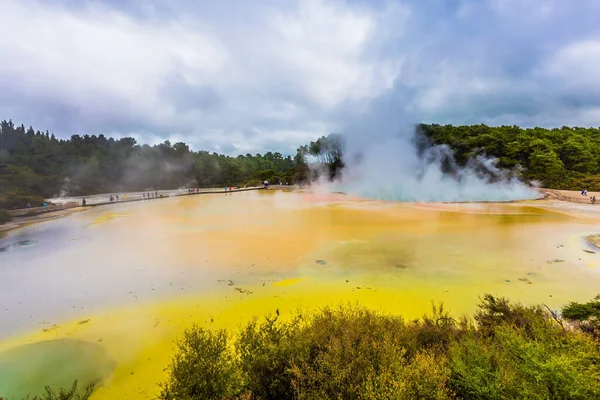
[327,94,540,202]
[337,136,539,202]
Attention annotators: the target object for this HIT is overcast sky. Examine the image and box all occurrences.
[1,0,599,155]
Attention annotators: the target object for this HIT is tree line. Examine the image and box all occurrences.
[418,123,600,190]
[3,119,600,210]
[0,120,344,209]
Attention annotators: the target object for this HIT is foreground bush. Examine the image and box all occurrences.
[562,295,600,338]
[159,328,243,400]
[159,295,600,400]
[0,381,93,400]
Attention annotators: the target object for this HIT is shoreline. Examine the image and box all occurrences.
[0,187,265,236]
[0,207,88,235]
[0,187,589,236]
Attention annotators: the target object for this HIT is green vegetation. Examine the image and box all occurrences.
[0,208,11,225]
[0,120,344,209]
[419,124,600,189]
[562,295,600,338]
[158,295,600,400]
[0,381,93,400]
[8,295,600,399]
[4,119,600,208]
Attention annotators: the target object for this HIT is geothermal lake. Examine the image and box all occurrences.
[1,189,600,398]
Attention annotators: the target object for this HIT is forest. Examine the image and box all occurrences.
[2,119,600,211]
[417,123,600,190]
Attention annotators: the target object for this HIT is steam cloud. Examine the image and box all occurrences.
[328,89,540,203]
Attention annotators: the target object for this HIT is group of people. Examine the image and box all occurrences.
[143,191,159,199]
[581,189,597,204]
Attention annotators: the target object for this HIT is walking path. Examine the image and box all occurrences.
[543,189,599,205]
[7,187,265,219]
[83,186,264,207]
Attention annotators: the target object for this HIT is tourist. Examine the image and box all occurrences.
[592,196,596,204]
[116,195,119,201]
[110,195,114,202]
[82,198,86,206]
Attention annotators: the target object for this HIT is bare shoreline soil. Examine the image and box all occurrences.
[0,208,87,235]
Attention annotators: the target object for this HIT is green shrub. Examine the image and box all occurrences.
[475,294,547,338]
[2,380,94,400]
[158,326,244,400]
[451,296,600,399]
[562,296,600,321]
[0,192,45,210]
[236,314,300,399]
[562,295,600,337]
[0,209,11,225]
[289,307,409,399]
[449,323,600,399]
[159,297,600,400]
[289,307,454,399]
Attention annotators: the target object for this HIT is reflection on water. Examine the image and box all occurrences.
[1,190,600,398]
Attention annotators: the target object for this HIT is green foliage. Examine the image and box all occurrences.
[419,123,600,189]
[236,314,300,399]
[0,209,11,225]
[7,380,94,400]
[474,294,547,337]
[288,307,453,400]
[0,189,46,210]
[7,119,600,202]
[0,120,305,202]
[159,296,600,400]
[562,295,600,338]
[449,322,600,399]
[562,298,600,321]
[158,327,243,400]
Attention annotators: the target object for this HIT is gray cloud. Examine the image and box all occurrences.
[0,0,599,155]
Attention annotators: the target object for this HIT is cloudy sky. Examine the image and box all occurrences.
[1,0,599,155]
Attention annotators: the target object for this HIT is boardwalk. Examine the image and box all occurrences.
[8,187,266,218]
[84,186,265,207]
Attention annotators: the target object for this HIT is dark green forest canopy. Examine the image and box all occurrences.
[2,119,600,209]
[0,120,344,209]
[417,123,600,190]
